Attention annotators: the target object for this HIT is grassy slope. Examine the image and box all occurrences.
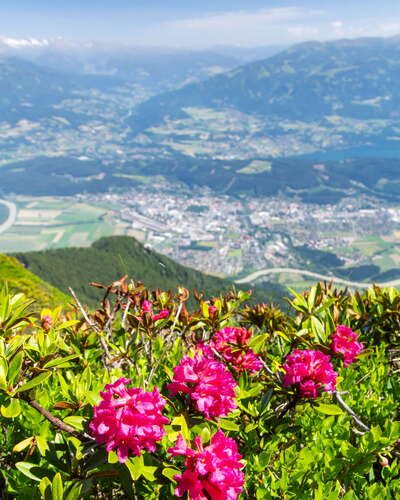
[13,236,285,308]
[0,254,69,308]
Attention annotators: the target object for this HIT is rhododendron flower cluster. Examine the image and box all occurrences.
[282,349,337,398]
[200,326,262,373]
[168,430,244,500]
[89,378,169,463]
[167,355,237,419]
[139,300,170,322]
[331,325,364,367]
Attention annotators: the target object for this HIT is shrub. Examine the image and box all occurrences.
[0,280,399,498]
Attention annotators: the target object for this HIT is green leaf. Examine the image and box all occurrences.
[56,320,80,330]
[288,288,308,311]
[342,492,356,500]
[310,316,327,343]
[52,472,64,500]
[64,482,83,500]
[1,398,21,418]
[8,351,23,386]
[125,454,144,481]
[248,334,269,353]
[108,451,118,464]
[39,477,52,500]
[13,436,34,452]
[15,461,48,481]
[199,426,211,444]
[258,451,270,468]
[307,284,318,311]
[260,389,273,412]
[216,419,240,431]
[162,467,179,482]
[63,416,85,430]
[170,415,190,442]
[315,403,343,416]
[16,372,52,393]
[43,354,80,369]
[142,465,157,482]
[36,435,49,456]
[0,356,8,390]
[245,422,258,433]
[84,390,101,406]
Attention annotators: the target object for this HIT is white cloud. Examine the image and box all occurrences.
[133,7,400,48]
[379,22,400,35]
[286,26,320,39]
[331,20,344,29]
[138,7,325,47]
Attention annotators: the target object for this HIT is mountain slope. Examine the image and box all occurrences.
[0,56,121,123]
[130,36,400,129]
[0,39,242,96]
[13,236,284,308]
[25,49,240,93]
[0,38,285,93]
[127,36,400,157]
[0,254,69,307]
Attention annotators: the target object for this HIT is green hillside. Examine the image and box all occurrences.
[0,254,69,307]
[13,235,284,308]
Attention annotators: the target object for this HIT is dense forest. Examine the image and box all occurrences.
[3,152,400,204]
[13,236,285,308]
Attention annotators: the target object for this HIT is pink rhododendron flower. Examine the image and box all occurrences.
[168,355,237,419]
[208,305,217,316]
[168,430,244,500]
[331,325,364,367]
[200,326,262,373]
[152,309,170,321]
[89,378,169,463]
[137,300,169,322]
[141,300,153,313]
[282,349,337,398]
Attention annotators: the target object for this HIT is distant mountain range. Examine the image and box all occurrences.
[1,35,400,202]
[0,43,245,125]
[128,36,400,155]
[0,36,279,96]
[17,48,239,94]
[0,56,122,123]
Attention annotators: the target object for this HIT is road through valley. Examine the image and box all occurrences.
[0,199,17,234]
[235,267,400,289]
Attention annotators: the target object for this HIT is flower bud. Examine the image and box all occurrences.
[41,315,53,332]
[379,456,389,467]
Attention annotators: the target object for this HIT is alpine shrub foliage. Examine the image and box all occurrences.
[0,280,400,499]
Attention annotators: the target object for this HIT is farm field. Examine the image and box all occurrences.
[1,190,400,295]
[0,196,135,253]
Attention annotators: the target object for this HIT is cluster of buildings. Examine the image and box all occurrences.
[84,186,397,278]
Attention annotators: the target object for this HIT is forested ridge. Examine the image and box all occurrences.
[13,236,285,308]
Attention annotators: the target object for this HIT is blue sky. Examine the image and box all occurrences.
[2,1,400,47]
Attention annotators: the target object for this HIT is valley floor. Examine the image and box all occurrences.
[2,186,400,292]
